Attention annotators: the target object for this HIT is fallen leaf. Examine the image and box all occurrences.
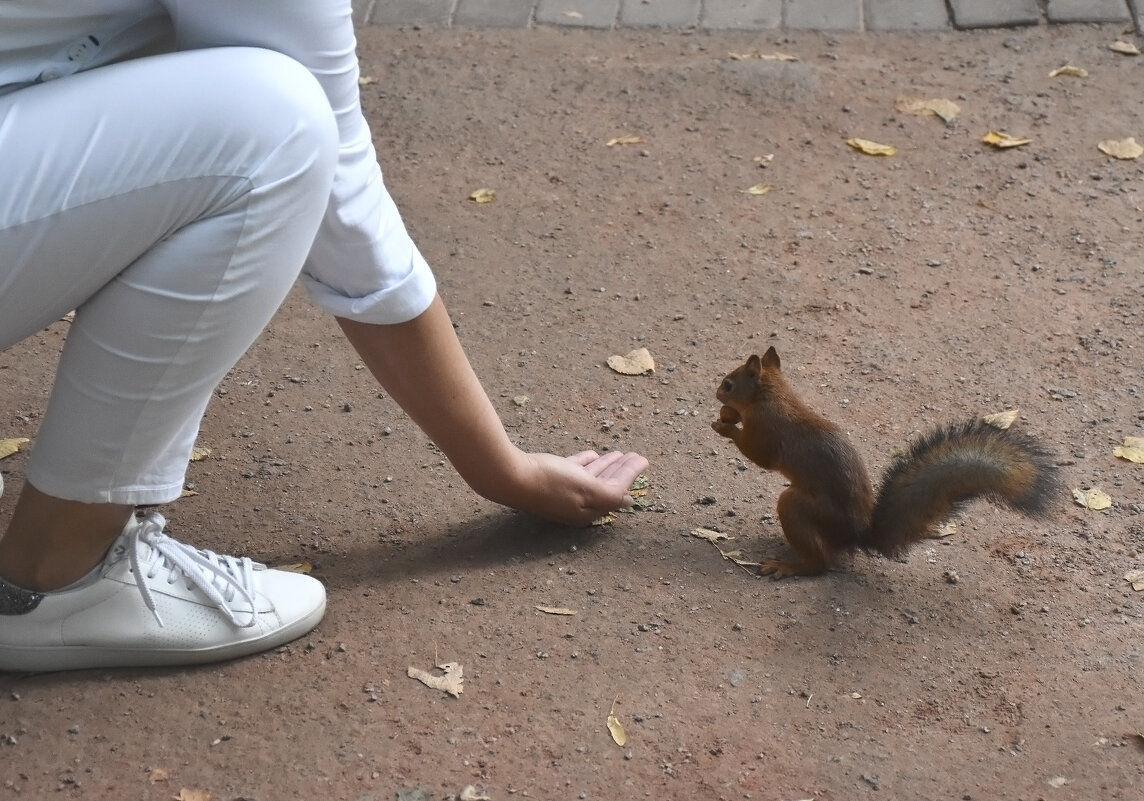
[607,712,627,746]
[935,521,958,538]
[358,75,378,86]
[590,512,617,526]
[1097,137,1143,160]
[727,51,798,61]
[1124,569,1144,591]
[606,135,644,147]
[983,131,1031,148]
[895,97,961,123]
[1073,487,1112,510]
[277,560,314,574]
[754,153,775,167]
[459,787,491,801]
[607,347,655,375]
[743,184,773,195]
[0,437,29,460]
[1109,40,1141,55]
[688,527,731,543]
[1113,436,1144,463]
[628,474,650,499]
[983,409,1020,429]
[149,768,169,783]
[718,548,763,569]
[536,606,577,616]
[1049,64,1088,77]
[468,188,495,203]
[846,137,897,156]
[189,446,211,462]
[562,10,583,19]
[408,661,464,698]
[173,790,211,801]
[512,395,530,407]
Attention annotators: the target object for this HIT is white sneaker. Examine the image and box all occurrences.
[0,511,325,672]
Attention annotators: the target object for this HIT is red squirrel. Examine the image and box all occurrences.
[711,347,1059,578]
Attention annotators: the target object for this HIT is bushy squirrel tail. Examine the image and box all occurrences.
[861,419,1059,559]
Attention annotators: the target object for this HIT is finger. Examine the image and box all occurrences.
[566,450,601,467]
[577,449,628,478]
[595,452,649,486]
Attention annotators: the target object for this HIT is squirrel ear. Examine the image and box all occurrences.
[761,346,781,371]
[745,354,762,375]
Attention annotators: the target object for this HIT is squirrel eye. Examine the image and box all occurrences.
[721,379,733,393]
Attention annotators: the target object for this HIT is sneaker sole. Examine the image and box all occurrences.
[0,597,325,673]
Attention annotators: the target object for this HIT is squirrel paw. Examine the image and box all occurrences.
[759,557,826,580]
[711,420,738,438]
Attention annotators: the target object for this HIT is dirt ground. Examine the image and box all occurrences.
[2,20,1144,801]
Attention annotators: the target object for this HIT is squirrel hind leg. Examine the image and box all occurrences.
[759,555,829,579]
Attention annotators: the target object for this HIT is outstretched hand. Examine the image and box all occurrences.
[517,450,650,527]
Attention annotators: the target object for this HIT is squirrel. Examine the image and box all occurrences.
[710,347,1059,578]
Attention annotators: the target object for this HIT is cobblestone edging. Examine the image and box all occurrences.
[353,0,1142,33]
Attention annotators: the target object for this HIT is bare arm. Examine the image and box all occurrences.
[337,295,648,526]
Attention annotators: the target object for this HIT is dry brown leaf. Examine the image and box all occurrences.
[1124,569,1144,591]
[590,512,617,526]
[688,527,731,543]
[1073,487,1112,510]
[983,409,1020,429]
[1049,64,1088,77]
[408,661,464,698]
[468,188,495,203]
[743,184,773,196]
[719,548,763,568]
[0,437,29,460]
[149,768,170,783]
[983,131,1031,148]
[606,135,644,147]
[1097,137,1143,160]
[189,446,211,462]
[607,347,655,375]
[895,97,960,123]
[536,606,577,616]
[1113,436,1144,463]
[1109,40,1141,55]
[173,790,211,801]
[277,560,314,574]
[459,787,491,801]
[846,138,897,156]
[606,700,627,747]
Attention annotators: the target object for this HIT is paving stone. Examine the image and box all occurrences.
[455,0,535,26]
[536,0,620,28]
[784,0,862,32]
[368,0,454,26]
[619,0,701,28]
[701,0,782,29]
[866,0,951,31]
[1046,0,1130,22]
[948,0,1042,28]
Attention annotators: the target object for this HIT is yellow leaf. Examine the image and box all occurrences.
[277,560,314,574]
[982,131,1031,148]
[846,138,897,156]
[173,790,211,801]
[688,527,731,543]
[0,437,29,460]
[728,51,798,62]
[1097,137,1143,160]
[1109,40,1141,55]
[606,135,644,147]
[895,97,960,123]
[468,188,495,203]
[1049,64,1088,78]
[607,713,627,746]
[408,661,464,698]
[606,347,655,375]
[590,512,617,526]
[1125,569,1144,591]
[1113,436,1144,463]
[743,184,773,195]
[1073,487,1112,510]
[983,409,1020,429]
[536,606,577,616]
[189,446,211,462]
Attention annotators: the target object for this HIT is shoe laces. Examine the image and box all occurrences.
[117,512,260,629]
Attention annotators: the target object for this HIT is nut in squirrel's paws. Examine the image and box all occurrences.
[711,404,742,438]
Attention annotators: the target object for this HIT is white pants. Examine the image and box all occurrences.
[0,47,339,504]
